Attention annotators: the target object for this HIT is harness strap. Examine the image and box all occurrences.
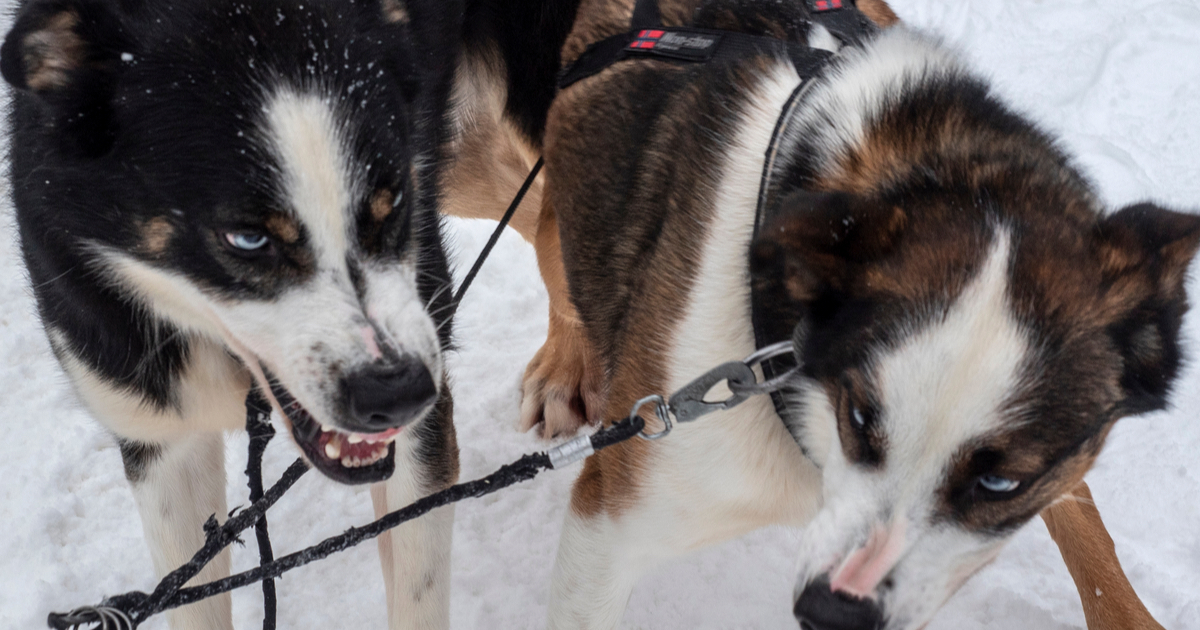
[559,0,876,90]
[630,0,661,31]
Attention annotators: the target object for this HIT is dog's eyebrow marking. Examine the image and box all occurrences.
[370,189,394,222]
[265,213,301,244]
[381,0,409,24]
[262,89,356,268]
[139,217,174,256]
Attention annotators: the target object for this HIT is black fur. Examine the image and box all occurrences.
[461,0,582,146]
[4,0,463,482]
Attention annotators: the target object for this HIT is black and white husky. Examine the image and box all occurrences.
[2,0,461,627]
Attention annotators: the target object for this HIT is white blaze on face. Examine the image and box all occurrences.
[264,89,356,267]
[876,231,1029,480]
[97,85,441,436]
[794,232,1036,627]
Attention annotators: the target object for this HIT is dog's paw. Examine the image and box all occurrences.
[519,323,604,439]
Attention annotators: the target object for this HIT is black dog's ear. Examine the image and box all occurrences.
[2,0,130,93]
[380,0,410,24]
[1095,202,1200,414]
[750,190,908,302]
[2,0,133,155]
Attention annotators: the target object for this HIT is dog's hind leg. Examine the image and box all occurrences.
[1041,480,1165,630]
[519,195,606,438]
[371,391,458,630]
[124,433,233,630]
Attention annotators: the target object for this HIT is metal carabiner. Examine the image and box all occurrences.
[667,341,797,424]
[631,394,674,440]
[666,360,757,424]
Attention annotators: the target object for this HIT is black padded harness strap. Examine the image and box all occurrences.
[630,0,661,31]
[559,0,875,90]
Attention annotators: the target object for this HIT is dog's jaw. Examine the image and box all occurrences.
[267,372,401,484]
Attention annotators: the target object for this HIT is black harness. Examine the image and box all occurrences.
[558,0,877,423]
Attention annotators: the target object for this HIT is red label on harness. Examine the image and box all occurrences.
[625,28,722,62]
[812,0,845,11]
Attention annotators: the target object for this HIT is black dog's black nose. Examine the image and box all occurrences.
[342,356,437,431]
[794,577,883,630]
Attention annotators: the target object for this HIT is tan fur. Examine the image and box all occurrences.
[21,11,83,91]
[519,194,607,438]
[265,212,301,244]
[857,0,899,28]
[1042,481,1166,630]
[381,0,409,25]
[371,189,395,222]
[140,217,175,256]
[441,49,544,242]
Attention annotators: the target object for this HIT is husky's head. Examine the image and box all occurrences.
[752,186,1200,628]
[2,0,456,483]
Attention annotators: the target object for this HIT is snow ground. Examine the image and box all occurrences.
[1,0,1198,628]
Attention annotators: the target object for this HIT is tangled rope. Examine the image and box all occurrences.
[47,405,644,630]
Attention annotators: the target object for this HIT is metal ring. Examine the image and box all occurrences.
[741,340,794,366]
[631,394,673,440]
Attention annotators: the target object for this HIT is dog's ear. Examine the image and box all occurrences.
[1,0,134,156]
[751,190,908,302]
[1094,202,1200,414]
[380,0,410,25]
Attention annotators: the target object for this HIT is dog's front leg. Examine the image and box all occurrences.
[520,194,607,438]
[124,432,233,630]
[371,394,458,630]
[547,506,649,630]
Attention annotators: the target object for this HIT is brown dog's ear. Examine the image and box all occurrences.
[1095,203,1200,414]
[1,0,133,156]
[750,190,908,302]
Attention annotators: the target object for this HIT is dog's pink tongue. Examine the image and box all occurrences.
[360,427,401,443]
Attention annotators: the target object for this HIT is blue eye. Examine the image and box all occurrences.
[225,232,269,251]
[978,475,1020,494]
[851,406,866,428]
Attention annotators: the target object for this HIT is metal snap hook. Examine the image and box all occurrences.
[631,394,673,440]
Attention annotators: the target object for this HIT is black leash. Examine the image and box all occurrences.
[46,331,797,629]
[46,414,644,630]
[244,390,280,630]
[450,156,544,310]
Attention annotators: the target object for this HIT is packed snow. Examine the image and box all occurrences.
[1,0,1197,628]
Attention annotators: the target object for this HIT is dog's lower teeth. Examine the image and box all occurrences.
[324,440,341,459]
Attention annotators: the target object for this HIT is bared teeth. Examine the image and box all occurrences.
[348,434,364,444]
[338,443,388,468]
[324,438,342,460]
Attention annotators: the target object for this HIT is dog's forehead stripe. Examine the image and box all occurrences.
[873,232,1031,466]
[262,89,357,267]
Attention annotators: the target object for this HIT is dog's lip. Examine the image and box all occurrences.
[266,377,397,485]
